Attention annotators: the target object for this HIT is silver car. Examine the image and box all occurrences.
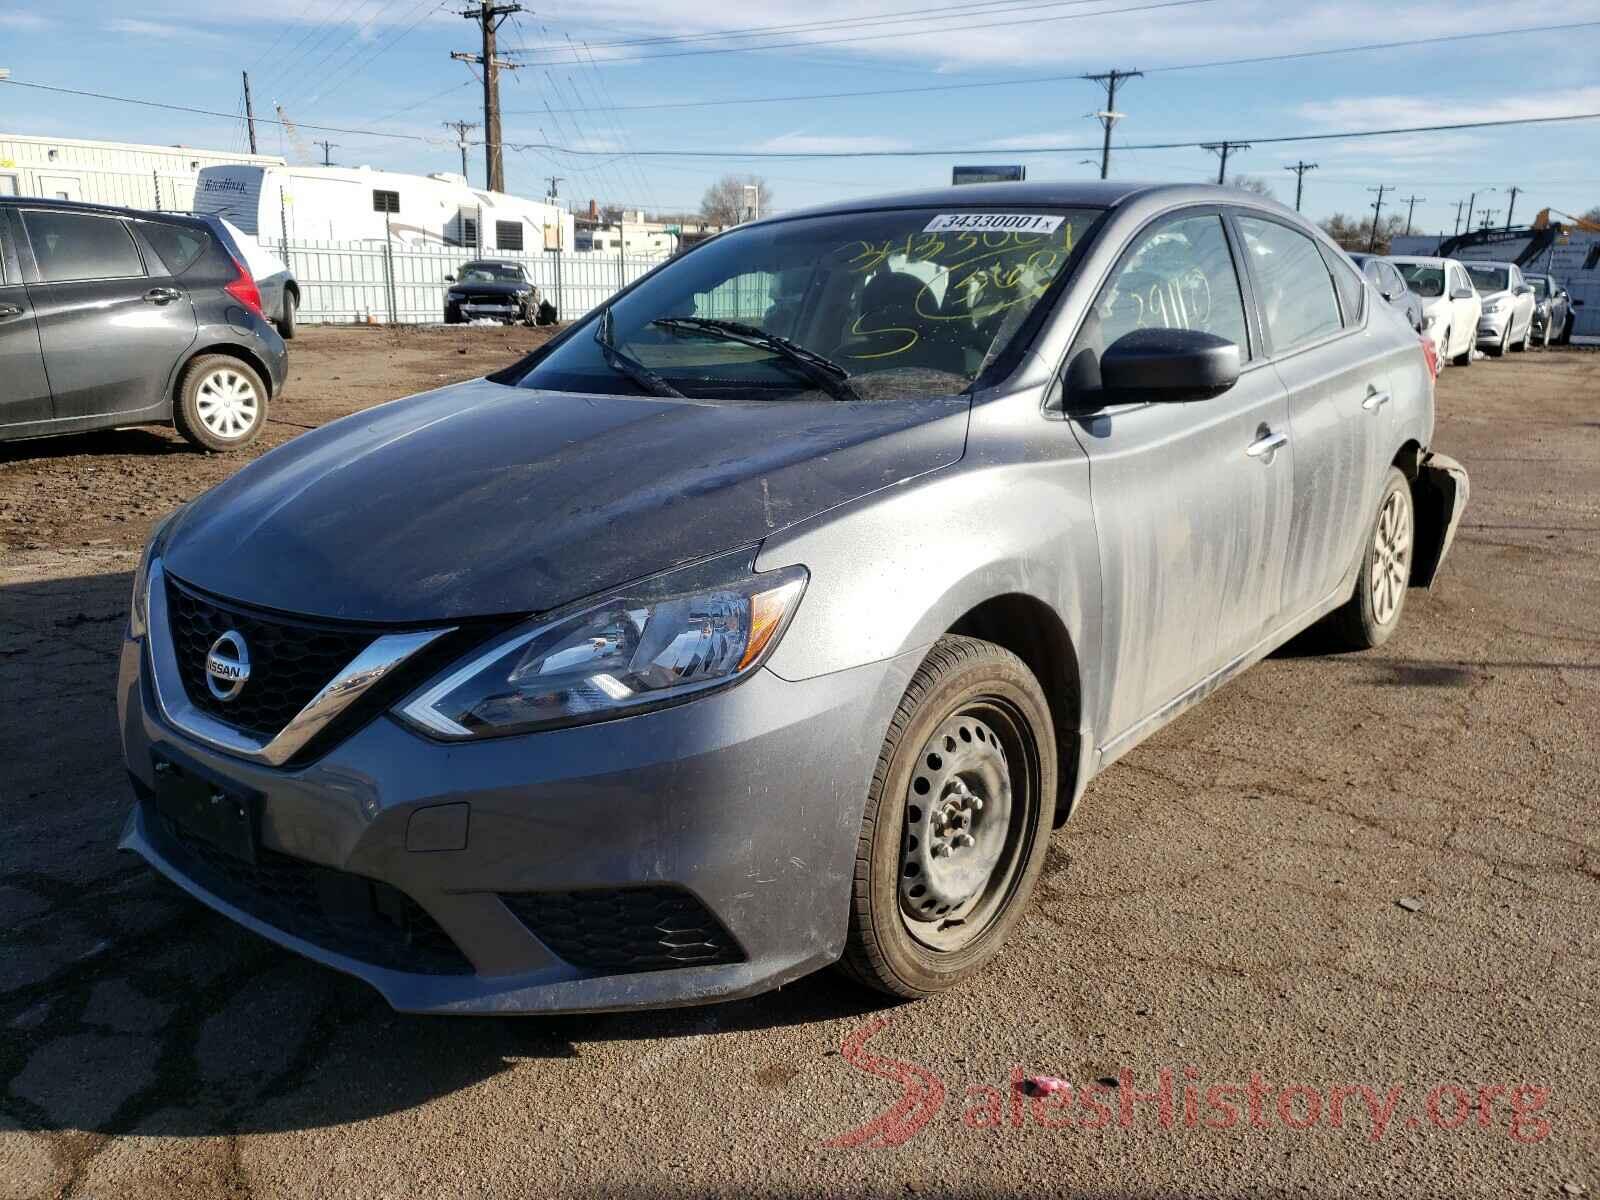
[118,182,1468,1013]
[1468,260,1536,356]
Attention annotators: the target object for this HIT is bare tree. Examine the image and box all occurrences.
[1582,206,1600,226]
[701,175,773,224]
[1319,212,1407,253]
[1230,174,1275,200]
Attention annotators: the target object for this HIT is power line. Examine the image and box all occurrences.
[1400,193,1425,236]
[1083,69,1141,180]
[1202,140,1249,184]
[503,0,1221,66]
[1366,184,1390,251]
[504,20,1600,115]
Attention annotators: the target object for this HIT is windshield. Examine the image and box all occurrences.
[1395,263,1445,298]
[517,206,1102,400]
[1527,276,1548,298]
[1466,265,1510,293]
[459,262,525,283]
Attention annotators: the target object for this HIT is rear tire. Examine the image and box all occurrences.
[278,290,297,340]
[173,354,268,453]
[835,635,1057,999]
[1325,468,1414,651]
[1448,329,1470,367]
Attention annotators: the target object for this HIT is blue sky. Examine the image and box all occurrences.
[2,0,1598,230]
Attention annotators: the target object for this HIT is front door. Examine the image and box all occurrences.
[1063,209,1293,744]
[0,209,52,428]
[1233,213,1390,620]
[18,207,197,423]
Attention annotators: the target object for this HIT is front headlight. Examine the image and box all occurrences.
[129,506,187,639]
[1421,314,1437,330]
[397,553,807,739]
[1482,300,1503,315]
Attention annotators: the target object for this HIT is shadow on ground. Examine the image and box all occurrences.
[0,571,888,1142]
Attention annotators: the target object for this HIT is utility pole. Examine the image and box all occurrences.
[1201,141,1249,185]
[443,120,479,181]
[546,175,563,202]
[1504,185,1523,230]
[1284,160,1317,211]
[1401,194,1425,237]
[1479,209,1500,231]
[454,2,522,194]
[313,140,337,166]
[1366,185,1391,251]
[241,72,259,155]
[1082,69,1140,180]
[1452,199,1467,236]
[1465,187,1495,235]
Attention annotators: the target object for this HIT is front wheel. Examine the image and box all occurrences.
[1448,328,1471,367]
[278,290,297,340]
[173,355,268,452]
[835,635,1057,999]
[1325,467,1414,650]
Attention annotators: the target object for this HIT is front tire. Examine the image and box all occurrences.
[1326,467,1414,650]
[173,355,268,452]
[835,635,1057,999]
[1448,328,1471,367]
[278,290,297,340]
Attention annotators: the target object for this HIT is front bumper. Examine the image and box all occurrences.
[1476,311,1510,343]
[118,629,915,1014]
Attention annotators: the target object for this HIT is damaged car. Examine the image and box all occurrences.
[119,182,1468,1014]
[443,259,554,326]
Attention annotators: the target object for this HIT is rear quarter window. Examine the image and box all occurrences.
[1319,244,1366,325]
[139,221,210,276]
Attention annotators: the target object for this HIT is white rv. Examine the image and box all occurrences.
[191,163,574,253]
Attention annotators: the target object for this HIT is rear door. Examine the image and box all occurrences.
[1234,212,1389,621]
[1064,207,1292,742]
[17,207,197,422]
[0,207,53,428]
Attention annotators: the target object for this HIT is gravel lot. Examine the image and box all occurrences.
[1,329,1596,1199]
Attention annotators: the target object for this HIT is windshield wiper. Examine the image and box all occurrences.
[651,317,861,402]
[594,307,684,398]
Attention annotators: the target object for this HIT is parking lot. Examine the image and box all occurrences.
[1,329,1596,1198]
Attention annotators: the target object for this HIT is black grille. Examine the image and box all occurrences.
[166,575,375,740]
[502,887,744,975]
[142,796,473,976]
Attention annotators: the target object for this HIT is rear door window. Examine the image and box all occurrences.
[139,221,210,276]
[22,210,146,282]
[1236,215,1343,354]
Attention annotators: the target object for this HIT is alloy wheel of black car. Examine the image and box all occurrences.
[837,635,1056,998]
[173,354,269,453]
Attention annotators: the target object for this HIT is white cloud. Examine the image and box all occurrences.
[0,10,49,30]
[1297,87,1600,131]
[753,132,911,153]
[105,17,221,40]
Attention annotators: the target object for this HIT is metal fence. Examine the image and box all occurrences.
[265,238,671,325]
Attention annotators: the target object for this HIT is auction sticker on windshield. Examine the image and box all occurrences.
[923,213,1065,234]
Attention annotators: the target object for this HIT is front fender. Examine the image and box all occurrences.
[1411,450,1470,589]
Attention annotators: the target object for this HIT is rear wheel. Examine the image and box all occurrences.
[1326,468,1414,650]
[278,290,297,340]
[835,635,1057,999]
[173,355,267,452]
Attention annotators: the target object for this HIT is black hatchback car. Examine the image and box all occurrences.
[0,198,288,452]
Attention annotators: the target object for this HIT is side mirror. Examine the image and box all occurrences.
[1380,288,1397,302]
[1451,287,1475,300]
[444,274,456,283]
[1100,328,1240,402]
[1515,284,1533,296]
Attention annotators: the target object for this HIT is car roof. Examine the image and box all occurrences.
[753,180,1289,223]
[1462,259,1518,270]
[0,195,206,226]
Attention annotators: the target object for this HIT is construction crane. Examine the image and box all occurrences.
[1530,207,1600,233]
[274,103,315,167]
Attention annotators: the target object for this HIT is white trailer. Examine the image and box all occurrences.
[0,132,283,211]
[191,163,574,254]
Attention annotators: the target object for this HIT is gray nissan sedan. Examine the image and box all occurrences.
[119,182,1468,1014]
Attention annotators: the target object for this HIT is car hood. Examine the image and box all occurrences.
[448,281,528,296]
[162,378,970,623]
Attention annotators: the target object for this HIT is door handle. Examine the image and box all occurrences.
[0,303,22,319]
[1362,389,1391,412]
[144,287,181,305]
[1246,430,1289,460]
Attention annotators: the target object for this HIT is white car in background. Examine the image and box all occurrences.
[1386,256,1481,367]
[215,217,301,340]
[1465,261,1536,357]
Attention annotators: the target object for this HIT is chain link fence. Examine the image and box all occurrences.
[265,238,671,326]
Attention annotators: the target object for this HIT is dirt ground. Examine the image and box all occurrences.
[1,328,1596,1199]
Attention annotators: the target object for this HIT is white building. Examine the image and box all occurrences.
[191,162,575,253]
[0,132,284,211]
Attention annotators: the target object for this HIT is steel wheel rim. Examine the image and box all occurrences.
[898,697,1038,953]
[1370,488,1412,625]
[196,369,260,439]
